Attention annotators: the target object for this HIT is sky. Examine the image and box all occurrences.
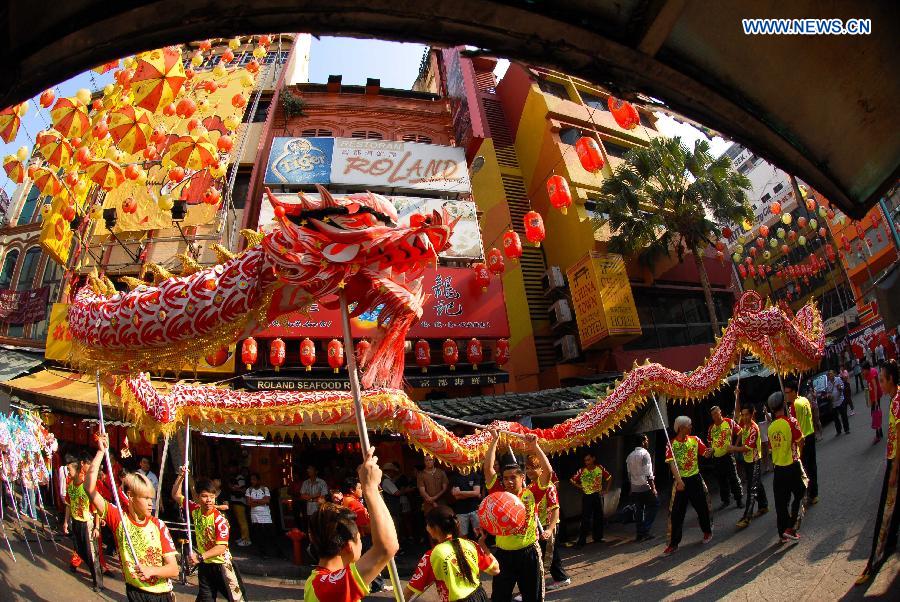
[2,36,729,201]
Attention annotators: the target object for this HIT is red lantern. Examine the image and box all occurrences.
[202,187,221,205]
[467,338,483,370]
[231,94,247,108]
[61,204,76,222]
[487,248,505,275]
[818,227,827,238]
[473,263,491,292]
[168,166,185,183]
[546,175,572,214]
[523,211,545,246]
[300,338,316,371]
[415,339,431,373]
[781,244,789,254]
[722,226,733,239]
[755,237,764,249]
[241,337,257,370]
[39,90,55,109]
[738,264,747,279]
[715,240,725,252]
[442,339,459,371]
[806,198,816,211]
[502,230,523,263]
[162,103,176,117]
[222,49,235,64]
[175,98,197,119]
[749,247,757,257]
[122,197,138,214]
[269,338,285,371]
[759,225,770,237]
[217,135,233,153]
[92,121,109,140]
[75,146,92,166]
[826,209,835,220]
[574,136,604,172]
[124,164,141,180]
[771,201,782,215]
[204,347,229,367]
[495,339,510,367]
[607,97,640,130]
[797,216,807,229]
[356,340,371,365]
[327,339,344,373]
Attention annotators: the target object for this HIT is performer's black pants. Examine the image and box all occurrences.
[667,474,712,548]
[739,459,768,515]
[773,462,806,536]
[492,544,544,602]
[197,560,245,602]
[834,403,850,434]
[126,585,176,602]
[801,433,818,499]
[538,527,569,583]
[72,518,98,586]
[577,492,604,544]
[865,459,900,573]
[712,454,743,504]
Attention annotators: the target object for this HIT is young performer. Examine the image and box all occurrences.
[172,469,245,601]
[767,392,807,543]
[857,359,900,584]
[786,379,819,504]
[85,434,179,601]
[732,406,769,529]
[570,452,611,547]
[304,448,399,602]
[663,416,713,556]
[484,431,550,602]
[63,458,102,590]
[405,506,499,602]
[526,454,570,591]
[707,406,743,510]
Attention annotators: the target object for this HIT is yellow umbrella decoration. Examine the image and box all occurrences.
[30,166,63,196]
[86,159,125,191]
[164,134,217,171]
[132,47,186,113]
[35,130,74,168]
[50,97,90,140]
[107,105,153,155]
[3,155,25,183]
[0,104,25,143]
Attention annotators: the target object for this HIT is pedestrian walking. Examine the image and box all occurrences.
[625,434,658,541]
[767,392,807,543]
[853,357,864,393]
[786,379,819,504]
[405,505,499,602]
[707,405,743,510]
[663,416,713,556]
[841,365,856,415]
[86,434,180,601]
[483,430,547,602]
[570,453,611,547]
[245,474,279,559]
[733,406,768,528]
[304,448,399,602]
[172,470,245,601]
[828,370,851,435]
[857,359,900,585]
[875,342,886,365]
[525,454,570,591]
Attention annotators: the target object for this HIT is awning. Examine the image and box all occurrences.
[1,368,122,418]
[0,347,44,381]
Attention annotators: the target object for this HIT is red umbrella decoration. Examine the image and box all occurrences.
[86,159,126,191]
[3,156,24,184]
[35,130,74,168]
[0,104,25,143]
[107,105,153,155]
[50,97,90,140]
[30,166,63,197]
[131,48,187,113]
[164,135,217,171]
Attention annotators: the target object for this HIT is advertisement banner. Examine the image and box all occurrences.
[567,252,641,349]
[258,192,483,259]
[255,267,509,339]
[0,287,50,324]
[264,137,334,185]
[331,138,470,192]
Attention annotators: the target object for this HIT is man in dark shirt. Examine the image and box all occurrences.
[451,471,484,538]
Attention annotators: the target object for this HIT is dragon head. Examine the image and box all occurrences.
[262,186,458,388]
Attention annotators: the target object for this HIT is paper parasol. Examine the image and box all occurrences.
[108,105,153,155]
[86,158,125,191]
[164,135,217,171]
[0,105,21,143]
[50,97,90,140]
[36,130,74,168]
[3,156,25,183]
[132,48,186,113]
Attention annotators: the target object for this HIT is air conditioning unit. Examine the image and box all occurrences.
[553,335,580,363]
[548,299,574,329]
[542,266,567,296]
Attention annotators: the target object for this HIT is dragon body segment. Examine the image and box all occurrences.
[68,186,456,387]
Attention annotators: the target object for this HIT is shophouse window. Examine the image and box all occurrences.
[773,182,784,193]
[351,130,384,140]
[401,133,433,144]
[30,259,62,340]
[558,127,582,146]
[537,78,570,100]
[16,247,41,290]
[601,138,632,159]
[623,288,734,351]
[17,185,41,226]
[579,91,608,111]
[300,128,333,137]
[0,249,19,289]
[248,99,271,123]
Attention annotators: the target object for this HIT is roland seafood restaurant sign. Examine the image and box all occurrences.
[264,137,471,193]
[256,267,509,339]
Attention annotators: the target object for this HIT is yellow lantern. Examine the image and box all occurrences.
[16,102,29,117]
[76,88,92,105]
[191,52,204,67]
[223,116,240,131]
[103,84,115,97]
[229,37,241,50]
[157,194,174,211]
[210,162,227,178]
[213,64,227,78]
[741,219,752,231]
[90,203,104,219]
[240,73,255,88]
[781,213,792,225]
[16,146,29,161]
[253,46,266,59]
[197,98,210,112]
[135,169,147,185]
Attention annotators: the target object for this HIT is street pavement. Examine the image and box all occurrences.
[1,390,897,600]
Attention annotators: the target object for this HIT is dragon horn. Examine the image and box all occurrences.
[211,243,236,263]
[144,263,175,283]
[265,186,302,216]
[176,252,202,276]
[316,184,341,209]
[119,276,145,291]
[240,228,265,248]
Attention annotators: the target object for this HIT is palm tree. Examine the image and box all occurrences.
[593,137,753,335]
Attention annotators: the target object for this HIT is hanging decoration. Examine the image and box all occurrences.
[415,340,431,373]
[607,97,640,130]
[327,339,344,373]
[472,263,491,292]
[502,230,523,263]
[523,211,545,246]
[546,175,572,214]
[300,338,316,372]
[442,339,459,371]
[269,338,285,372]
[467,338,483,370]
[574,136,604,172]
[487,248,505,275]
[495,339,510,367]
[241,337,257,370]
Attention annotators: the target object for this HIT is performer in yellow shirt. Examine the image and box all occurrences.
[766,392,807,544]
[569,453,611,547]
[707,406,743,510]
[786,378,819,504]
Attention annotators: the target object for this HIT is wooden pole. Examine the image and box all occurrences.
[153,434,170,518]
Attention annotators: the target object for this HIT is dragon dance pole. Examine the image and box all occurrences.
[32,470,59,551]
[2,465,34,561]
[94,370,140,564]
[651,394,680,480]
[0,474,16,561]
[183,418,194,560]
[154,434,170,518]
[19,476,44,555]
[339,291,405,602]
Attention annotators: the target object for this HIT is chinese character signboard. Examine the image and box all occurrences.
[259,193,483,260]
[265,137,333,185]
[566,253,641,349]
[0,286,50,324]
[256,267,509,339]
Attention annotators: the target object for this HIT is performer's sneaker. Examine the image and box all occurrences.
[753,507,769,518]
[662,545,677,556]
[546,579,571,591]
[783,528,801,541]
[702,532,713,544]
[735,518,750,529]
